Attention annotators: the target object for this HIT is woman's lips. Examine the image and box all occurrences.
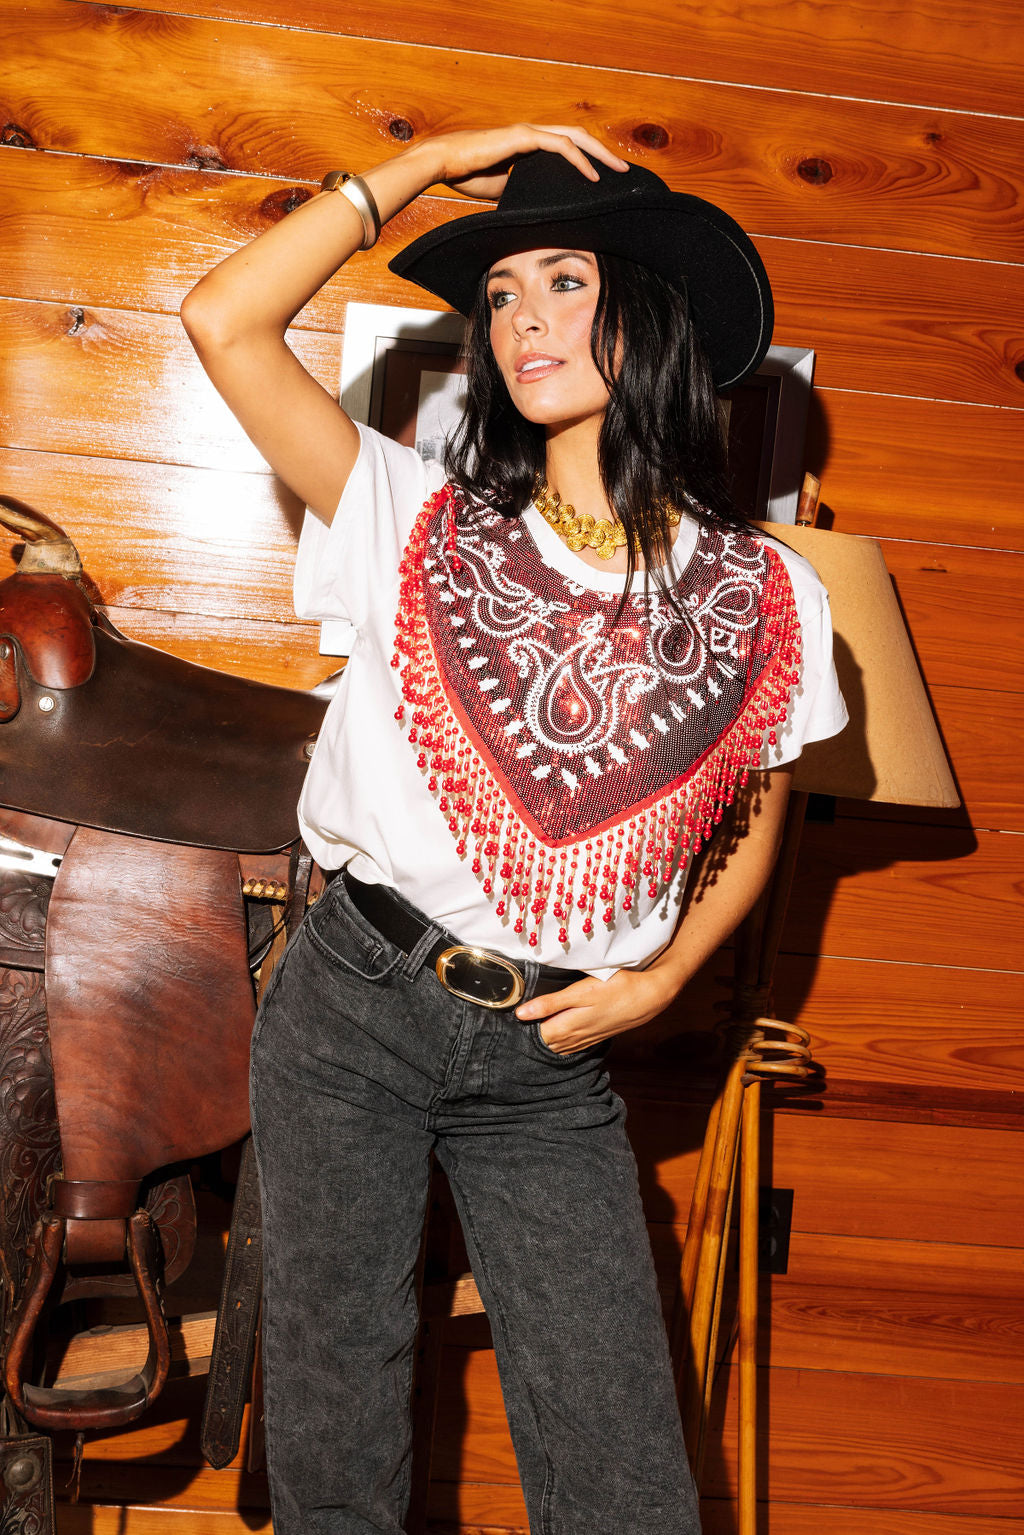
[515,354,563,382]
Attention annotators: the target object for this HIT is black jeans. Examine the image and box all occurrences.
[250,874,700,1534]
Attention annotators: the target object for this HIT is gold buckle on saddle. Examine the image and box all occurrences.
[435,945,526,1010]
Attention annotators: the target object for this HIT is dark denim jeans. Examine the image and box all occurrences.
[250,875,701,1534]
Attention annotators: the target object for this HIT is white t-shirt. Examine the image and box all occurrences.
[295,424,848,977]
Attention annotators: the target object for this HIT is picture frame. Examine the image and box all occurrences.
[321,302,815,654]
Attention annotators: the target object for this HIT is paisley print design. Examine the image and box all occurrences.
[394,488,800,944]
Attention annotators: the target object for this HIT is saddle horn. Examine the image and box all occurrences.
[0,498,84,579]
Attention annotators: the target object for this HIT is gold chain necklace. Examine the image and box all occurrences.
[533,482,680,561]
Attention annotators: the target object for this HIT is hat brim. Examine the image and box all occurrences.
[389,195,773,391]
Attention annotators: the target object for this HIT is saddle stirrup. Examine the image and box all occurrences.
[4,1199,171,1432]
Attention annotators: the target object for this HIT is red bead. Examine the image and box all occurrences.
[528,932,538,947]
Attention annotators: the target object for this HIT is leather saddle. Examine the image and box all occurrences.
[0,500,327,1460]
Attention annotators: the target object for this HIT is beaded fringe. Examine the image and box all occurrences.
[393,488,802,948]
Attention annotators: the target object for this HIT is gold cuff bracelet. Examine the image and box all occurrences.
[319,171,381,251]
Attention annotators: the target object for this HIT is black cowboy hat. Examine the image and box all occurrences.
[389,150,774,391]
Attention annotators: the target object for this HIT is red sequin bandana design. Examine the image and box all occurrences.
[393,488,801,946]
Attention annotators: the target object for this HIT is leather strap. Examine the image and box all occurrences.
[340,870,586,1003]
[200,1136,263,1469]
[202,844,312,1470]
[51,1178,138,1220]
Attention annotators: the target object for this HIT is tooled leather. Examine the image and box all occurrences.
[0,1433,56,1533]
[0,968,59,1343]
[0,875,49,972]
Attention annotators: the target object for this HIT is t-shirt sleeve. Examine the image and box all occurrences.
[293,422,444,629]
[760,544,849,769]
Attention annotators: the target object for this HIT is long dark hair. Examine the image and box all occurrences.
[445,251,752,609]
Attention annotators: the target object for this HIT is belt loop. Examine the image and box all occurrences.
[403,924,444,981]
[522,959,541,1003]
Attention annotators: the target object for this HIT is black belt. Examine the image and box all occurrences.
[341,869,586,1010]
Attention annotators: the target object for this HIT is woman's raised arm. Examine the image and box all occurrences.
[180,124,627,523]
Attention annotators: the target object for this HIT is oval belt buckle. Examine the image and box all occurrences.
[435,945,526,1010]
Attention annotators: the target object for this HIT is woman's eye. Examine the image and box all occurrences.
[488,289,515,311]
[551,273,585,292]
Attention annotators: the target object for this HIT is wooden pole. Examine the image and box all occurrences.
[738,1073,762,1535]
[695,1115,741,1485]
[672,1088,724,1377]
[681,1050,747,1465]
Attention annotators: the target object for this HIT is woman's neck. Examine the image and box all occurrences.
[543,424,613,523]
[538,420,679,577]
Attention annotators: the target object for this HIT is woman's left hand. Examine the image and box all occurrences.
[515,960,679,1055]
[435,123,628,203]
[514,768,795,1055]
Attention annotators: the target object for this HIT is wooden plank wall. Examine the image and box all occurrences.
[2,0,1023,1529]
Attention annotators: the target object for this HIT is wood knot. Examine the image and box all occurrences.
[66,307,86,337]
[1014,359,1024,384]
[632,123,669,151]
[797,157,833,185]
[2,123,35,149]
[924,129,943,145]
[186,147,228,171]
[388,118,414,142]
[260,186,313,221]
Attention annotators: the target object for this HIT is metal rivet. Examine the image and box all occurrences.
[38,695,55,713]
[304,741,316,758]
[5,1453,40,1490]
[0,642,9,659]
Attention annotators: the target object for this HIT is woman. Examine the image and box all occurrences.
[182,124,846,1535]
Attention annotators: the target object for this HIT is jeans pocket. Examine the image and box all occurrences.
[304,881,402,983]
[527,1021,600,1064]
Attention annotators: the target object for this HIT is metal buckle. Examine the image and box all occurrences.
[435,945,526,1010]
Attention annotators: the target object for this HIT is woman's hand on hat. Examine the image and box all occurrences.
[427,123,628,202]
[514,962,678,1055]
